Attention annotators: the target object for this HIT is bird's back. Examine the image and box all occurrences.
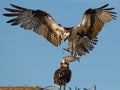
[54,67,71,86]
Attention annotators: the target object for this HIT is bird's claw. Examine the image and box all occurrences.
[75,56,81,62]
[72,55,81,62]
[63,48,71,53]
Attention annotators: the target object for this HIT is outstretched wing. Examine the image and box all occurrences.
[72,4,116,57]
[76,4,116,39]
[3,4,66,46]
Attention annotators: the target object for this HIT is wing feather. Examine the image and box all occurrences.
[76,4,116,39]
[3,4,66,46]
[77,37,98,56]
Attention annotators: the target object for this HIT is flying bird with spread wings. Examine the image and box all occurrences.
[3,4,116,58]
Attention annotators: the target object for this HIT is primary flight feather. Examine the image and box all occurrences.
[3,4,116,58]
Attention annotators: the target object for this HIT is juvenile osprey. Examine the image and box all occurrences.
[3,4,116,58]
[54,59,71,90]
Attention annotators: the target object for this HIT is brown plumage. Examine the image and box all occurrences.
[3,4,116,58]
[54,60,71,90]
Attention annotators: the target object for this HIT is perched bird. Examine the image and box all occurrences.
[3,4,116,58]
[54,59,71,90]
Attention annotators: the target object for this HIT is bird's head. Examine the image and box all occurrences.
[60,59,69,68]
[63,27,73,41]
[62,31,71,41]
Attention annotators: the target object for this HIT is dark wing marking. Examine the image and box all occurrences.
[3,4,66,46]
[76,37,98,56]
[76,4,116,39]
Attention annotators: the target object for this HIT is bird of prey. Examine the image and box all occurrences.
[3,4,116,58]
[54,59,71,90]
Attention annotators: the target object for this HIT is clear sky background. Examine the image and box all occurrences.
[0,0,120,90]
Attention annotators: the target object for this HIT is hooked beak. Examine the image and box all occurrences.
[64,33,71,41]
[64,37,68,41]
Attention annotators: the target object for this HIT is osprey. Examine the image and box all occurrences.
[3,4,116,58]
[54,59,71,90]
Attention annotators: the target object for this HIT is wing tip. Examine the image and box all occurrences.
[2,13,7,16]
[9,3,26,10]
[10,4,18,7]
[4,8,8,10]
[99,3,109,9]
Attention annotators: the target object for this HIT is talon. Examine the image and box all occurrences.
[75,56,81,62]
[63,48,70,53]
[72,54,81,62]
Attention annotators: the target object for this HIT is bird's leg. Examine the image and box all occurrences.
[63,85,66,90]
[59,85,61,90]
[71,40,81,62]
[71,40,76,57]
[63,40,71,53]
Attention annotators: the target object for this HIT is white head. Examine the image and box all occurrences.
[63,31,70,41]
[61,58,69,68]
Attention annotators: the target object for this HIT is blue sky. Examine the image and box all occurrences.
[0,0,120,90]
